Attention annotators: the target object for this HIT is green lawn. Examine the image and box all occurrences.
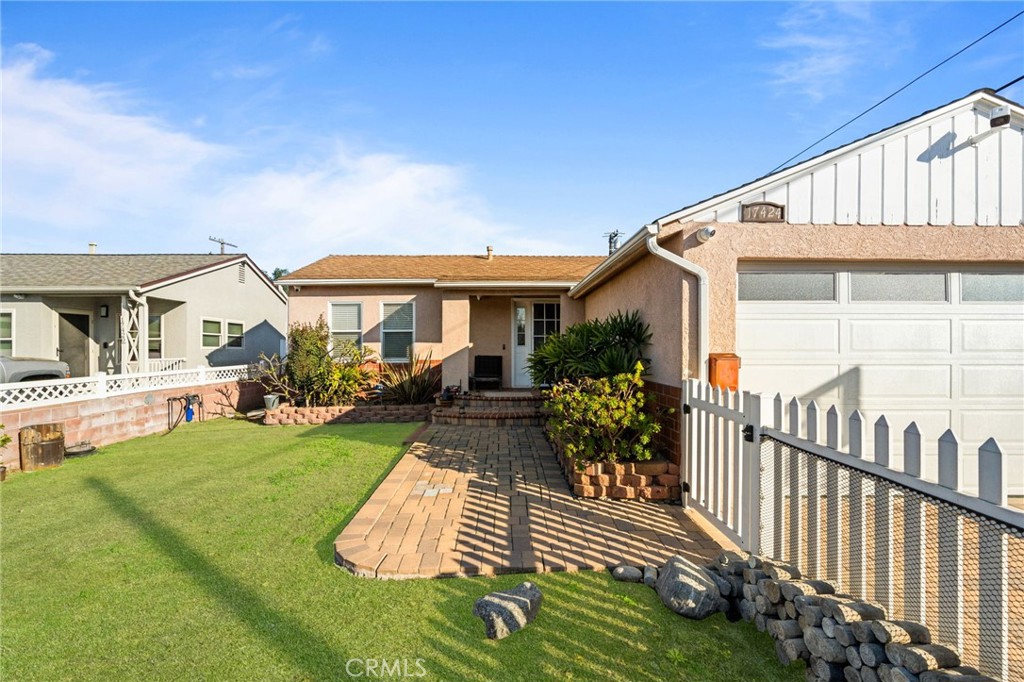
[1,419,802,681]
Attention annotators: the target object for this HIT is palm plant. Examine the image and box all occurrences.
[527,310,652,385]
[378,350,440,404]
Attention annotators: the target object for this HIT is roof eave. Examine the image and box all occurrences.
[433,280,581,289]
[568,225,657,299]
[279,278,439,286]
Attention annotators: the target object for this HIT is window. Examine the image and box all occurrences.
[851,272,947,302]
[532,302,560,349]
[330,303,362,351]
[202,319,222,348]
[148,315,162,358]
[0,312,12,358]
[738,273,836,301]
[382,302,414,361]
[962,273,1024,302]
[226,322,244,348]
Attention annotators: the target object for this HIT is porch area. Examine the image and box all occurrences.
[334,424,724,579]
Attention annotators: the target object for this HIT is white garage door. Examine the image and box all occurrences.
[736,266,1024,496]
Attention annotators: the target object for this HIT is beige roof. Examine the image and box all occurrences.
[281,254,607,283]
[0,254,238,289]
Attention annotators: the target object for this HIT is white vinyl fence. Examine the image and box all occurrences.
[0,365,255,409]
[682,379,1023,681]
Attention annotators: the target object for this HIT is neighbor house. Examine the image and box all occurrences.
[279,252,605,390]
[0,252,288,377]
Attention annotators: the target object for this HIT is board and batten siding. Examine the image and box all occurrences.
[693,100,1024,227]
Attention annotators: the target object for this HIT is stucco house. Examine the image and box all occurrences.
[282,88,1022,491]
[0,252,288,377]
[572,88,1024,491]
[279,252,605,389]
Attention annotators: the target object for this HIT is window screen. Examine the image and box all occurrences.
[330,303,362,348]
[738,273,836,301]
[962,273,1024,302]
[202,319,222,348]
[148,315,162,358]
[382,302,414,361]
[227,322,244,348]
[850,272,947,302]
[0,312,12,358]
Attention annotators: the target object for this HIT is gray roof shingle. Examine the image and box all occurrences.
[0,254,238,289]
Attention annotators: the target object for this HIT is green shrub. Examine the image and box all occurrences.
[273,316,378,407]
[528,310,652,386]
[544,362,663,467]
[379,351,440,404]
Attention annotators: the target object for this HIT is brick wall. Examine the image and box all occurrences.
[0,380,263,471]
[646,380,682,467]
[264,404,433,425]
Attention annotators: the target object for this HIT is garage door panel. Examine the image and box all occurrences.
[961,319,1024,352]
[857,365,951,399]
[737,319,839,353]
[740,364,842,402]
[848,319,951,353]
[960,365,1024,398]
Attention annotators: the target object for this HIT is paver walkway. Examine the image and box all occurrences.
[335,425,725,578]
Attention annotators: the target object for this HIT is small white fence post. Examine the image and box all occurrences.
[825,406,842,585]
[806,401,821,576]
[771,394,785,559]
[848,410,866,596]
[977,439,1009,681]
[742,391,762,553]
[873,418,894,616]
[937,430,964,655]
[903,422,927,623]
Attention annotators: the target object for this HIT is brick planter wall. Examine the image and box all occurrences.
[645,380,682,467]
[0,380,263,471]
[263,404,433,425]
[549,436,682,502]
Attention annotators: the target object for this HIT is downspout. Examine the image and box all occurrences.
[644,222,709,383]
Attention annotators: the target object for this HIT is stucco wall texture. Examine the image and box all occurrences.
[580,222,1024,387]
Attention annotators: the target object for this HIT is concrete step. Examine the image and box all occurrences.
[431,405,546,427]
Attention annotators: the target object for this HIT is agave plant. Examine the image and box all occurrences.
[379,350,441,404]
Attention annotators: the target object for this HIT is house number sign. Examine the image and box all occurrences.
[741,202,785,223]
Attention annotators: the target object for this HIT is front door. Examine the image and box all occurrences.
[57,312,90,377]
[511,300,561,388]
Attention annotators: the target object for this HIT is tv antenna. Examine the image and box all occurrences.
[208,236,238,255]
[603,230,623,255]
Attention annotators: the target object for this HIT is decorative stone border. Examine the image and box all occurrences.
[550,437,682,502]
[264,404,432,425]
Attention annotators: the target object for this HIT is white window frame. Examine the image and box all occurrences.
[380,300,415,362]
[225,320,245,349]
[201,318,223,349]
[329,302,363,351]
[148,314,163,359]
[0,310,14,358]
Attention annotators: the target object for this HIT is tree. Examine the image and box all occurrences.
[270,267,290,281]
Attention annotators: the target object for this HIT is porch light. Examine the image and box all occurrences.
[100,305,109,318]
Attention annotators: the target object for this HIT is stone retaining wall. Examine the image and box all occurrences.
[264,404,432,425]
[0,380,263,471]
[707,551,1004,682]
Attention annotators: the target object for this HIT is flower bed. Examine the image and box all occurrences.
[264,404,432,425]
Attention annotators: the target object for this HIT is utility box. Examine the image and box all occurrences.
[19,423,65,472]
[708,353,741,392]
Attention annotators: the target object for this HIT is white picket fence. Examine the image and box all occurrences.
[682,379,1023,681]
[0,365,255,409]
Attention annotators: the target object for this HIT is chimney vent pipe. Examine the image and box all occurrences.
[88,243,97,255]
[486,246,494,261]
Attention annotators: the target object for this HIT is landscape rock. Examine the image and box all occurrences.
[656,554,725,620]
[643,565,658,588]
[611,565,643,582]
[472,582,543,640]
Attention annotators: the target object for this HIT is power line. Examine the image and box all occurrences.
[768,9,1024,174]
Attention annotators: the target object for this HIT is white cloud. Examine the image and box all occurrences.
[1,44,559,268]
[212,64,278,80]
[760,3,911,102]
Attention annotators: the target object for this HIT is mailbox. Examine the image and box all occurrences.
[708,353,741,392]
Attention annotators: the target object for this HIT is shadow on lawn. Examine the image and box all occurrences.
[85,477,349,679]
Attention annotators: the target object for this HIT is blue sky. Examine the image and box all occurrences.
[2,2,1022,271]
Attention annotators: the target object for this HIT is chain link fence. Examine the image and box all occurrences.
[758,434,1022,681]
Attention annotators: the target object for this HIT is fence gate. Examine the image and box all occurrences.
[682,380,761,550]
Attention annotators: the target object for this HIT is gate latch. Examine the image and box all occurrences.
[743,424,755,442]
